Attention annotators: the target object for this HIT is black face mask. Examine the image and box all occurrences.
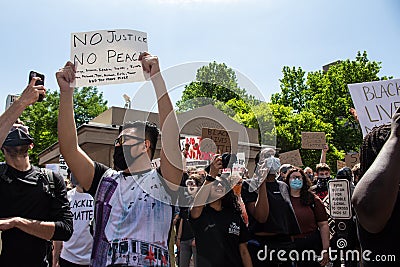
[113,143,145,171]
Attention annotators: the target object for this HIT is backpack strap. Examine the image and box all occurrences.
[40,168,56,197]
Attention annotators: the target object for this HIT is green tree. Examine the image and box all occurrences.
[176,62,247,112]
[19,86,108,165]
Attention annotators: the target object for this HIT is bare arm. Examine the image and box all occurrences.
[352,110,400,233]
[0,78,45,145]
[320,144,328,164]
[139,53,183,190]
[317,220,330,266]
[239,243,253,267]
[52,241,63,267]
[0,217,55,241]
[57,62,95,191]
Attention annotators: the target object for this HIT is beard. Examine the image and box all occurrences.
[3,145,30,158]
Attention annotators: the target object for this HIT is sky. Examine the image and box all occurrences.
[1,0,399,113]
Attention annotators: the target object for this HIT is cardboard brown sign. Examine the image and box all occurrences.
[301,132,326,150]
[279,149,303,167]
[345,153,360,169]
[201,128,239,154]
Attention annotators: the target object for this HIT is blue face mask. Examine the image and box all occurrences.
[290,179,303,190]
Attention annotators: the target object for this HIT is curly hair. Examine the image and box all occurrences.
[285,167,315,206]
[359,124,391,178]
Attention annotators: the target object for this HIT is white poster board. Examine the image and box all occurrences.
[348,79,400,136]
[59,155,68,179]
[71,29,148,87]
[328,179,352,219]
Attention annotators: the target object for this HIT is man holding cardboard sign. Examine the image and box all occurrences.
[57,52,182,267]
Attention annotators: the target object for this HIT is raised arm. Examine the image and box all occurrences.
[352,108,400,233]
[0,77,45,145]
[57,62,95,191]
[320,144,328,164]
[139,53,183,189]
[245,165,270,223]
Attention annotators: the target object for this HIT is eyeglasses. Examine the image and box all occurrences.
[114,135,145,146]
[290,175,303,180]
[10,124,29,134]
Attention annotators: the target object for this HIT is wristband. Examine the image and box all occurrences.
[205,175,216,182]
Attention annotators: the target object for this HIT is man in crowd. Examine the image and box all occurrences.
[0,79,73,266]
[57,52,182,267]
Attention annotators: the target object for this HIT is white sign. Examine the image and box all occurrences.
[328,179,352,219]
[151,158,161,169]
[71,29,148,87]
[59,155,69,179]
[348,79,400,136]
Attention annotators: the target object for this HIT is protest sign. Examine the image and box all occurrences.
[345,153,360,169]
[71,29,148,87]
[348,79,400,136]
[337,160,346,170]
[59,155,68,179]
[279,149,303,167]
[201,128,239,154]
[301,132,326,150]
[328,179,352,219]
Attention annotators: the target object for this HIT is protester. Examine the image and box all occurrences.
[241,148,300,267]
[312,163,331,200]
[57,52,183,267]
[285,167,329,267]
[0,80,73,267]
[276,163,292,182]
[190,156,252,267]
[53,172,94,267]
[177,174,202,267]
[352,107,400,266]
[304,166,316,184]
[351,163,361,186]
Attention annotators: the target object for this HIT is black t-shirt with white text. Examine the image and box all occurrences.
[190,205,250,267]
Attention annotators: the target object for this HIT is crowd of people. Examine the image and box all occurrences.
[0,52,399,267]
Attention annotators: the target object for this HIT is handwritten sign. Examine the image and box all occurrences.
[328,179,352,219]
[348,79,400,136]
[337,160,346,170]
[201,128,239,154]
[59,155,68,179]
[71,29,148,87]
[301,132,326,150]
[345,153,360,169]
[279,149,303,167]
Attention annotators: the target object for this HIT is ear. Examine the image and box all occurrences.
[144,140,151,151]
[29,143,34,150]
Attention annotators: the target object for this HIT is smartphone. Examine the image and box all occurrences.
[29,71,45,102]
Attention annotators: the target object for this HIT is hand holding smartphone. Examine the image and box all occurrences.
[29,71,45,102]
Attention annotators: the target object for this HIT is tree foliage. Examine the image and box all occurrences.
[19,86,108,165]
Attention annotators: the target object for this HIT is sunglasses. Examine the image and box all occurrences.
[114,135,145,146]
[10,124,29,134]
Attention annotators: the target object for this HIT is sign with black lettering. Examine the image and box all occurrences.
[348,79,400,136]
[345,153,360,169]
[71,29,148,87]
[328,179,352,219]
[301,132,326,150]
[59,154,68,179]
[279,149,303,167]
[201,128,238,154]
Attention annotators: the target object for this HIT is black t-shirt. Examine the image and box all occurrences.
[180,207,195,241]
[0,164,72,267]
[190,205,250,267]
[357,191,400,267]
[241,179,300,236]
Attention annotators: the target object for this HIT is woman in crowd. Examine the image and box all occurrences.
[190,156,252,267]
[285,167,329,267]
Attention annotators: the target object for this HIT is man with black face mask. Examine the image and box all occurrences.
[0,80,73,267]
[58,52,183,267]
[313,163,331,200]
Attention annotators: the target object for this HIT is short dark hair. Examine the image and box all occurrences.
[120,121,159,160]
[316,163,331,173]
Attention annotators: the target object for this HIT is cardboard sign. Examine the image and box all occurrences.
[348,79,400,136]
[279,149,303,167]
[328,179,352,219]
[301,132,326,150]
[201,128,239,154]
[337,160,346,170]
[345,153,360,169]
[71,29,148,87]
